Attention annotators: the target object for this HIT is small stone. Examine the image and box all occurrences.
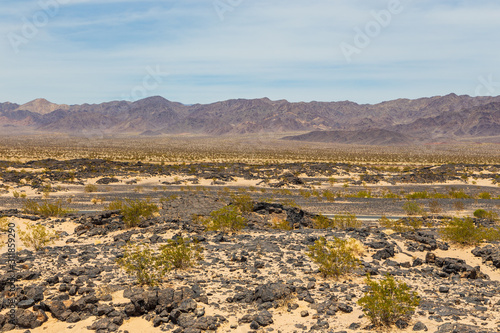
[300,310,309,317]
[395,319,409,329]
[439,286,450,293]
[338,303,353,313]
[413,321,428,331]
[250,320,260,329]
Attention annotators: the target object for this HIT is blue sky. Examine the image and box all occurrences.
[1,0,500,105]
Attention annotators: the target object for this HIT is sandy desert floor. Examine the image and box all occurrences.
[0,157,500,333]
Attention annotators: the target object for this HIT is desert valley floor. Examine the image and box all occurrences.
[1,141,500,333]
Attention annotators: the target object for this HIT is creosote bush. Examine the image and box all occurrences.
[159,237,203,269]
[84,184,98,193]
[229,193,254,213]
[402,201,426,216]
[379,216,422,233]
[478,192,492,200]
[312,214,333,229]
[473,209,499,221]
[23,199,74,217]
[117,238,203,286]
[307,237,361,279]
[332,213,361,229]
[19,223,59,251]
[116,243,166,286]
[204,205,247,233]
[358,274,420,327]
[107,199,159,228]
[440,217,500,246]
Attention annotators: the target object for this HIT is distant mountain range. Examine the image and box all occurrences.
[1,94,499,144]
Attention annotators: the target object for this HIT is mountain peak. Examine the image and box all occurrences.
[17,98,69,115]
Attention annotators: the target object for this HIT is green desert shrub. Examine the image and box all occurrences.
[107,199,159,228]
[382,190,401,199]
[312,214,334,229]
[440,217,500,246]
[84,184,98,193]
[23,199,74,217]
[205,205,247,233]
[230,193,254,213]
[379,216,422,233]
[19,223,59,251]
[117,243,166,286]
[473,209,499,221]
[299,190,312,199]
[449,190,471,199]
[159,237,203,270]
[473,209,488,219]
[358,274,420,327]
[307,237,361,279]
[477,192,492,200]
[322,190,336,201]
[332,213,361,229]
[402,201,426,216]
[117,239,203,286]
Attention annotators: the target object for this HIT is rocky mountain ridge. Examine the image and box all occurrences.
[1,94,499,144]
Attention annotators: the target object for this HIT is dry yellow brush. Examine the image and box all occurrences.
[306,237,364,279]
[116,238,203,286]
[306,234,420,328]
[358,274,420,327]
[19,223,59,251]
[0,217,9,232]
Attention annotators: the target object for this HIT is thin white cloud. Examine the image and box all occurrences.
[1,0,500,104]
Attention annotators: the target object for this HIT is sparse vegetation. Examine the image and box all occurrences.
[84,184,98,193]
[332,213,361,229]
[117,238,203,286]
[379,216,422,233]
[116,243,167,286]
[23,199,74,217]
[230,193,254,213]
[159,237,203,270]
[358,274,420,327]
[204,205,247,233]
[107,199,159,228]
[440,217,500,246]
[473,209,499,221]
[19,223,59,251]
[478,192,492,200]
[402,201,426,216]
[428,199,442,215]
[0,217,9,232]
[307,237,361,279]
[312,214,333,229]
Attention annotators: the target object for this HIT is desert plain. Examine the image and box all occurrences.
[0,136,500,333]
